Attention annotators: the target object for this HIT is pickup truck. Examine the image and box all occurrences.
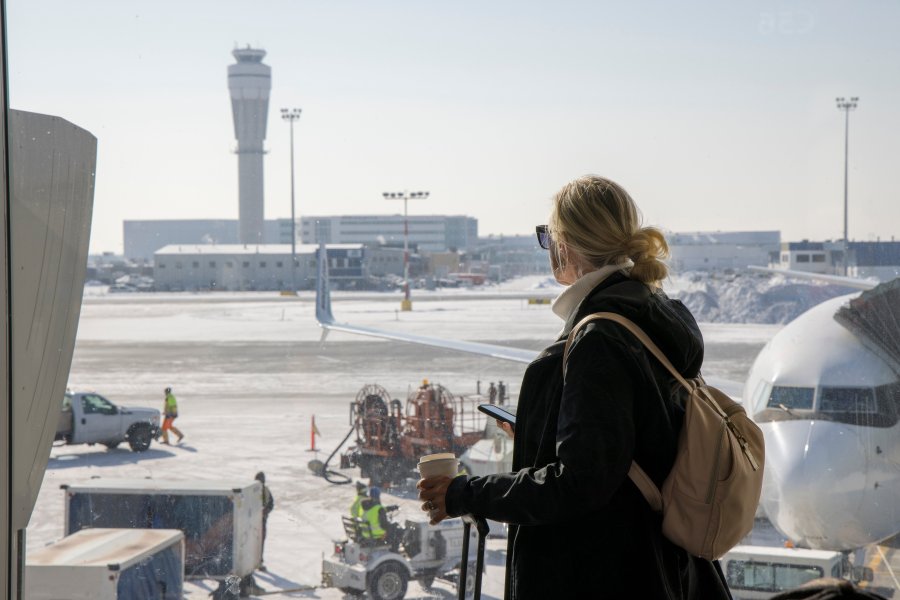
[55,391,161,452]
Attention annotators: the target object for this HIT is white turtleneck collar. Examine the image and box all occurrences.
[551,260,634,322]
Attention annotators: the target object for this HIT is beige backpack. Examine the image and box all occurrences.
[564,312,765,560]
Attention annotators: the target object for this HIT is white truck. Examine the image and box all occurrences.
[55,391,161,452]
[61,478,264,599]
[721,545,874,599]
[25,527,184,599]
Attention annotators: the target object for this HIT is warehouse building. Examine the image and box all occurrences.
[153,244,364,291]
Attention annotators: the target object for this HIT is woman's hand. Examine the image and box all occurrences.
[498,420,514,439]
[417,476,453,525]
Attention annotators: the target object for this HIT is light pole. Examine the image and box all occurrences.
[836,97,858,276]
[280,108,302,294]
[383,190,429,311]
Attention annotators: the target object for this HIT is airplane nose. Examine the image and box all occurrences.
[760,419,870,549]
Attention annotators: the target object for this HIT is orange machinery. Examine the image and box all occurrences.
[340,382,484,486]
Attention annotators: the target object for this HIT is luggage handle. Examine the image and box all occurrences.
[458,515,490,600]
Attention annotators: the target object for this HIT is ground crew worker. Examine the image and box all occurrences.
[160,387,184,445]
[498,380,507,405]
[488,382,497,404]
[359,487,401,549]
[350,481,367,519]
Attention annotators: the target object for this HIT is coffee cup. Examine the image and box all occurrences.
[418,452,458,479]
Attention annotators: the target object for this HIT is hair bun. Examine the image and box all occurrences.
[627,228,669,284]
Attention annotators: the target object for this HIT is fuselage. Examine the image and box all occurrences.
[744,294,900,550]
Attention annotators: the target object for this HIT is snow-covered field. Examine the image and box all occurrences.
[30,285,778,598]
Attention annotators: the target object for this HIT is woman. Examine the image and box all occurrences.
[418,176,732,599]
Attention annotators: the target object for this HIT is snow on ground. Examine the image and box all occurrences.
[30,287,776,599]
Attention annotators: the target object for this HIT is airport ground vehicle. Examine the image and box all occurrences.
[322,508,478,600]
[55,391,160,452]
[721,545,873,599]
[62,479,264,598]
[339,382,486,485]
[25,527,184,599]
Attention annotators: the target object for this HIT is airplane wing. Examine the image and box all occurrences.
[748,266,878,291]
[314,245,536,363]
[314,245,748,399]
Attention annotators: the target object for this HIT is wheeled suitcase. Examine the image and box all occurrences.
[458,516,490,600]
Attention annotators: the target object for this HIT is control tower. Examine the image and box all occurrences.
[228,46,271,244]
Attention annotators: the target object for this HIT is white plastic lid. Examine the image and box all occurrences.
[418,452,456,464]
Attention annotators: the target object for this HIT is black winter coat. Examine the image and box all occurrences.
[445,273,732,599]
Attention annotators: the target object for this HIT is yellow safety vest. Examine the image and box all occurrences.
[362,504,386,539]
[350,494,365,519]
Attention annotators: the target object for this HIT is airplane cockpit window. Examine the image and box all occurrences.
[875,382,900,416]
[767,386,814,410]
[819,387,876,413]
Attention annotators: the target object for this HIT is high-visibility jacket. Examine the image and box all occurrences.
[164,393,178,417]
[350,494,365,519]
[362,504,386,539]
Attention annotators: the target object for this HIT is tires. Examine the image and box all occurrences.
[367,561,408,600]
[103,441,121,449]
[127,423,153,452]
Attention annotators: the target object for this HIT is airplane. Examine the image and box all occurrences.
[316,246,900,553]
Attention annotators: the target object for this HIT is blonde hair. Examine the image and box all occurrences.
[548,175,669,285]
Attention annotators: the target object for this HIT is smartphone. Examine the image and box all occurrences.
[478,403,516,427]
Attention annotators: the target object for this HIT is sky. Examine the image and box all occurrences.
[7,0,900,254]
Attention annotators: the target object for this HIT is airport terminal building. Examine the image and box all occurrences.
[299,215,478,253]
[667,231,781,272]
[152,244,364,291]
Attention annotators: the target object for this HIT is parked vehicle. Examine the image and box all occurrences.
[25,527,184,599]
[56,391,160,451]
[62,478,264,599]
[322,508,478,600]
[721,545,873,599]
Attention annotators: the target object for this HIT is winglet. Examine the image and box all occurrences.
[315,242,335,327]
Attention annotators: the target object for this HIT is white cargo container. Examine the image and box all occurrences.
[26,527,184,600]
[61,479,263,580]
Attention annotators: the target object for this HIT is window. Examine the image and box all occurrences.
[158,263,166,269]
[876,382,900,415]
[767,386,814,410]
[80,394,117,415]
[243,261,250,268]
[726,560,824,593]
[819,387,876,413]
[260,261,267,268]
[226,261,233,268]
[193,261,200,268]
[209,261,216,268]
[812,254,826,263]
[276,261,283,268]
[796,254,810,263]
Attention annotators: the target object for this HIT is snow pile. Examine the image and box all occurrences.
[666,272,854,324]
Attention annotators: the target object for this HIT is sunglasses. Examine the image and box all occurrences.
[535,225,551,250]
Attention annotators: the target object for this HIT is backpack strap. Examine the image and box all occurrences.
[565,312,729,419]
[562,311,709,513]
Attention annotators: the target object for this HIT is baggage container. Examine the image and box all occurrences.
[62,478,263,580]
[26,527,183,599]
